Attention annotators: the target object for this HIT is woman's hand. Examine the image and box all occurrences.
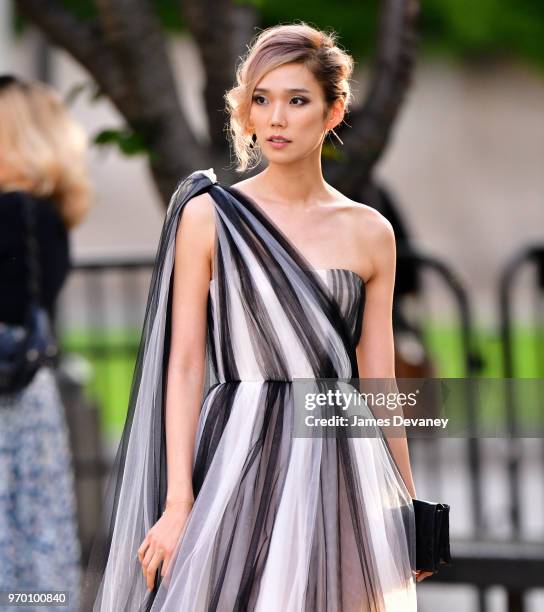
[137,500,193,591]
[413,569,434,582]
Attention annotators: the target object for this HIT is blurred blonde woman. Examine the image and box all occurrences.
[0,74,91,612]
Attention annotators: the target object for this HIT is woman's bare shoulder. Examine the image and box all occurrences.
[329,190,396,281]
[178,192,215,230]
[175,192,216,265]
[350,201,393,243]
[328,187,392,241]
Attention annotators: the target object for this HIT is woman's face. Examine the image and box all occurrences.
[248,62,343,164]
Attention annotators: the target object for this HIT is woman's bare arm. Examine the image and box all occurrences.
[163,192,216,508]
[355,211,417,499]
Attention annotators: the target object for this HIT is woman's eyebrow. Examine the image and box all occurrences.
[254,87,311,93]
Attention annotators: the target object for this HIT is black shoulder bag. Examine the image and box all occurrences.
[0,194,59,396]
[412,497,452,573]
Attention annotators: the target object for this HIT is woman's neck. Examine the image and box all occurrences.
[252,163,332,210]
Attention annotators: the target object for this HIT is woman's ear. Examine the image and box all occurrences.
[326,98,346,131]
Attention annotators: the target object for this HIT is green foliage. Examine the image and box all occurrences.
[258,1,379,61]
[259,0,544,70]
[16,1,544,71]
[58,0,97,20]
[155,0,185,30]
[93,127,156,159]
[420,0,544,69]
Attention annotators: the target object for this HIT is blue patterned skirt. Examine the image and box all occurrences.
[0,366,81,612]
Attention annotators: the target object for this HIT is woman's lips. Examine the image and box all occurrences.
[267,139,291,149]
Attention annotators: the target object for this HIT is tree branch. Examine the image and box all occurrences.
[181,0,258,156]
[14,0,129,108]
[94,0,206,200]
[327,0,420,194]
[16,0,209,204]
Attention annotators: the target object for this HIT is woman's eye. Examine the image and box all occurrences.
[252,95,307,105]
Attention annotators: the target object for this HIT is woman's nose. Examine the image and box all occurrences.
[270,103,286,126]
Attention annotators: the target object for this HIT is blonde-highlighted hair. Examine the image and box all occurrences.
[0,75,91,229]
[225,22,355,173]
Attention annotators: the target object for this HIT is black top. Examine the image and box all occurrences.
[0,190,71,325]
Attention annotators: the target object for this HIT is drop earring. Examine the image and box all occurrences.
[327,128,344,146]
[249,133,257,149]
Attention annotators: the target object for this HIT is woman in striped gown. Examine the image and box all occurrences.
[82,22,431,612]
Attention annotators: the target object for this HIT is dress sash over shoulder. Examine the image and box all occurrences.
[81,169,417,612]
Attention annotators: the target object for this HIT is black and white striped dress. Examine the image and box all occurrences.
[83,169,417,612]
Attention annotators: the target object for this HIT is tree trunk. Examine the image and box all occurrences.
[14,0,419,207]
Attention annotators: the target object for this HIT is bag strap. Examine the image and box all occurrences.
[21,193,42,306]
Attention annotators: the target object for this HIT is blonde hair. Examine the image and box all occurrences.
[225,22,355,173]
[0,75,91,229]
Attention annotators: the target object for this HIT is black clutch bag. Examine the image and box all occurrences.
[412,498,452,573]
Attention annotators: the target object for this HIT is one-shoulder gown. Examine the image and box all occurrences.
[81,169,417,612]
